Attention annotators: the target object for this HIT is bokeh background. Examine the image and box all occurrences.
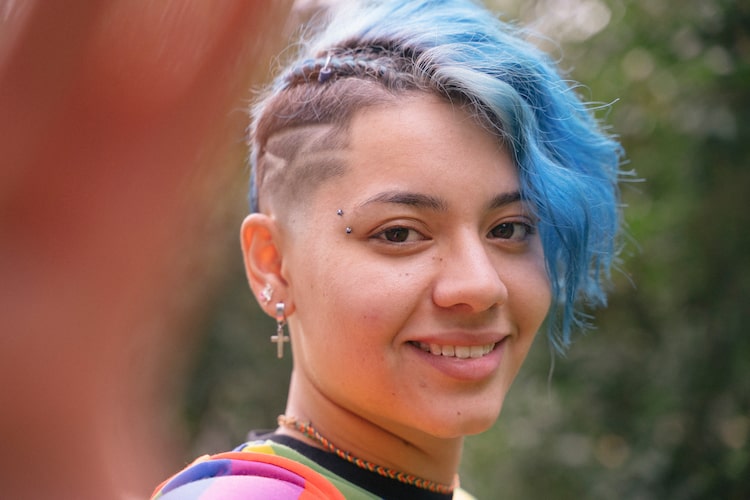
[172,1,749,498]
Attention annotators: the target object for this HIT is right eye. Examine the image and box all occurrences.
[372,226,424,243]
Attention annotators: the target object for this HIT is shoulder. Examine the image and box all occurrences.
[151,443,346,499]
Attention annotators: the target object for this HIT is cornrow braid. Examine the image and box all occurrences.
[280,45,418,90]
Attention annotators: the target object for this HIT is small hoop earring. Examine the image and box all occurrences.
[260,283,273,305]
[271,302,289,359]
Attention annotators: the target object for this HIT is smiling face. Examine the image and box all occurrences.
[270,94,551,441]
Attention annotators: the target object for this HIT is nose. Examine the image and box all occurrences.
[431,233,508,312]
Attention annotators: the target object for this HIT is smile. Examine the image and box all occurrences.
[413,342,497,359]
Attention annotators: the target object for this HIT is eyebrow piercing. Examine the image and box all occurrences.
[337,209,344,216]
[346,227,352,234]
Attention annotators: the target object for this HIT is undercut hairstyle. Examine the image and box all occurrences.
[248,0,625,349]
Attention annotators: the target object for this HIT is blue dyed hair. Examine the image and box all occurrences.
[249,0,624,350]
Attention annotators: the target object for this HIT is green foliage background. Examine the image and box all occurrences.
[178,1,749,498]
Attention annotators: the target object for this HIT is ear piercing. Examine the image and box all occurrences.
[271,302,289,359]
[261,283,273,304]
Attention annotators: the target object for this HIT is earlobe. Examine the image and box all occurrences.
[240,213,294,317]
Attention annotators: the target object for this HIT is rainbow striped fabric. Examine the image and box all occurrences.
[151,440,373,499]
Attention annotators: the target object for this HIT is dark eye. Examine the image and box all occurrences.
[489,222,533,241]
[381,227,411,242]
[372,226,426,244]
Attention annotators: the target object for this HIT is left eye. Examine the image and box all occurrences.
[489,222,533,241]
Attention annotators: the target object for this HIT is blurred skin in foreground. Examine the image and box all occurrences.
[0,1,292,498]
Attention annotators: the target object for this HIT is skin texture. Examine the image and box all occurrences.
[242,95,551,485]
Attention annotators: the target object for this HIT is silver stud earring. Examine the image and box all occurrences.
[271,302,289,359]
[260,283,273,305]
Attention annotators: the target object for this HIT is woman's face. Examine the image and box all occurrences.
[278,95,551,439]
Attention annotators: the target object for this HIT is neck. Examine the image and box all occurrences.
[282,369,464,487]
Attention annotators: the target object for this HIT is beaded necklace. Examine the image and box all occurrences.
[277,415,457,495]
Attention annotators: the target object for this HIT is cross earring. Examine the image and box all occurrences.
[271,302,290,359]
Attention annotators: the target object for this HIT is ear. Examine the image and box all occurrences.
[240,213,295,318]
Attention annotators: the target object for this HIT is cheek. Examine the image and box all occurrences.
[324,260,424,349]
[508,255,552,332]
[298,260,414,341]
[525,275,552,326]
[336,269,419,336]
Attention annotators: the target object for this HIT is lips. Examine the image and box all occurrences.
[407,337,506,381]
[413,341,497,359]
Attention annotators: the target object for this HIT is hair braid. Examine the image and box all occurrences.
[281,46,417,90]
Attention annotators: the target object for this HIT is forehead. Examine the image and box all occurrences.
[316,96,518,208]
[348,96,507,172]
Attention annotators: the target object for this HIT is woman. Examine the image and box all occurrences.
[153,0,623,498]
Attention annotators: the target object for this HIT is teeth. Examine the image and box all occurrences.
[417,342,496,359]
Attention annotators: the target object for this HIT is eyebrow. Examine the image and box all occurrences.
[358,191,448,212]
[356,189,523,212]
[487,190,522,210]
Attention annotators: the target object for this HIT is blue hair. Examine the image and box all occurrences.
[249,0,624,350]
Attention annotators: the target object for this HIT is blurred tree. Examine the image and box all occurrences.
[180,0,750,498]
